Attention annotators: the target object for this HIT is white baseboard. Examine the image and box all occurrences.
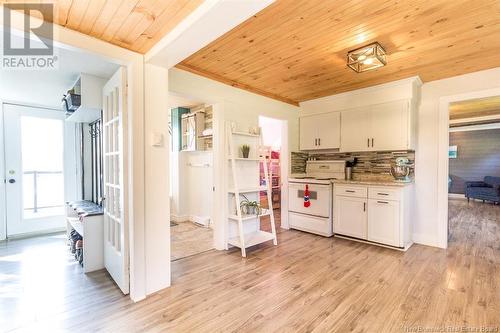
[5,228,66,240]
[170,214,189,223]
[412,233,442,248]
[448,193,466,200]
[170,214,211,227]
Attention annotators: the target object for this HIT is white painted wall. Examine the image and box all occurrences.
[168,68,300,249]
[144,64,171,294]
[416,67,500,247]
[174,151,213,224]
[259,116,282,150]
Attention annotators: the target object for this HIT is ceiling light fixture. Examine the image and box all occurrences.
[347,42,387,73]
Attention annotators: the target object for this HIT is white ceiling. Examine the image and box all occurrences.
[0,35,119,109]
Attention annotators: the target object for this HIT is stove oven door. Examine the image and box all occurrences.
[288,182,331,218]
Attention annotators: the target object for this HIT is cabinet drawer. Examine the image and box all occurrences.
[334,185,367,198]
[368,187,401,201]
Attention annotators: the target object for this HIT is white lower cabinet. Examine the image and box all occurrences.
[367,199,400,247]
[334,184,412,250]
[334,195,367,239]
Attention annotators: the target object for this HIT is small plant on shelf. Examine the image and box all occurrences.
[239,195,262,216]
[240,144,251,158]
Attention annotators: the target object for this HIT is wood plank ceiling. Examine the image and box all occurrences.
[450,96,500,120]
[178,0,500,105]
[1,0,203,53]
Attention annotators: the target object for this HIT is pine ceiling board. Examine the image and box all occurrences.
[2,0,203,53]
[219,1,490,92]
[196,0,395,74]
[65,0,90,30]
[450,96,500,120]
[89,0,124,38]
[179,0,500,104]
[108,0,160,48]
[99,0,140,42]
[134,0,203,53]
[283,30,500,100]
[54,0,73,25]
[77,0,107,35]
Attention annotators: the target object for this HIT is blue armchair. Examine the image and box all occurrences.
[465,176,500,204]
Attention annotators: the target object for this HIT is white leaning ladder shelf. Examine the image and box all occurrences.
[227,127,278,257]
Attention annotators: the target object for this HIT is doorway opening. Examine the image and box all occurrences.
[259,116,286,232]
[447,95,500,245]
[169,94,216,261]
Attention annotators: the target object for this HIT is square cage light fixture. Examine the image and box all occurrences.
[347,42,387,73]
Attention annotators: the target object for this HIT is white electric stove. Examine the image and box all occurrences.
[288,160,345,237]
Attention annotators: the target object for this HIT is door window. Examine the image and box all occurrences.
[20,116,64,219]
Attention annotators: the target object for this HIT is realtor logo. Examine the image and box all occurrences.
[2,3,58,69]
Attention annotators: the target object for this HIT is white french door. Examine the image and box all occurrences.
[102,67,129,294]
[4,104,67,236]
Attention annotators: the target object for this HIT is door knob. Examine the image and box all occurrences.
[8,179,15,184]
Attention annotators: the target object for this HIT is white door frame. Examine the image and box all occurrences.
[437,87,500,248]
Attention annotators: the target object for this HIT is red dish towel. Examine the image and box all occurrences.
[304,184,311,207]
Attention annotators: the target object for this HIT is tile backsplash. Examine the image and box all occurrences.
[291,150,415,178]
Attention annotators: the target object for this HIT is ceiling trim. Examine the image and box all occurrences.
[175,63,299,106]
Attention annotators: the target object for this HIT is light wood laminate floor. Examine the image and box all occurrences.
[171,221,213,261]
[1,200,498,332]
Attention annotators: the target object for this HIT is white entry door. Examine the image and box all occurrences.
[102,67,129,294]
[4,104,67,236]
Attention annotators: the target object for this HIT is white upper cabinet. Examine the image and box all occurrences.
[339,108,371,152]
[299,114,318,150]
[299,112,340,150]
[340,100,413,152]
[370,100,409,151]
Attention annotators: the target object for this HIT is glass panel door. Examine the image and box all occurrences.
[4,104,66,236]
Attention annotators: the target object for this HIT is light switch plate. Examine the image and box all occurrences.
[151,132,164,147]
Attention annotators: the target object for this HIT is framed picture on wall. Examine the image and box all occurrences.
[449,145,458,159]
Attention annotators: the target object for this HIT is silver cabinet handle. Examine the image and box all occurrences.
[371,138,374,147]
[363,202,366,211]
[315,138,318,146]
[318,138,321,146]
[377,192,389,196]
[345,190,355,193]
[367,138,370,147]
[377,201,389,204]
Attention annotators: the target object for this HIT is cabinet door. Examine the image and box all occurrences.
[334,195,367,239]
[340,108,371,152]
[367,199,400,247]
[316,112,340,149]
[370,100,408,151]
[299,115,318,150]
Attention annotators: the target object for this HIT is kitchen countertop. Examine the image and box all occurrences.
[332,179,414,187]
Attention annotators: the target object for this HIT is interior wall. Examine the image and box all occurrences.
[417,67,500,246]
[168,67,300,249]
[259,116,282,150]
[176,151,213,224]
[144,64,171,295]
[448,128,500,194]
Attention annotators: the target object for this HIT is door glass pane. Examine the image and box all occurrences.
[21,116,64,219]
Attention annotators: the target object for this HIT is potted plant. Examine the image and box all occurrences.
[241,144,250,158]
[239,195,262,216]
